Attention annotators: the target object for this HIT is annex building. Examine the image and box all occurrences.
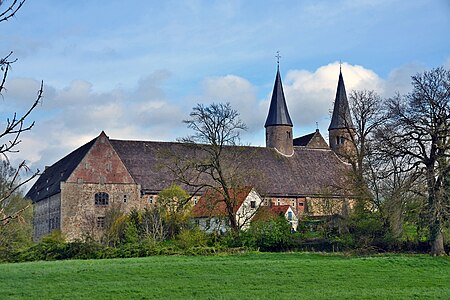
[27,65,355,241]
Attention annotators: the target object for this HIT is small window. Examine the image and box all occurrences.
[291,200,295,207]
[97,217,105,228]
[277,199,280,206]
[288,211,293,221]
[299,202,304,207]
[123,194,128,203]
[250,201,256,208]
[287,131,291,138]
[148,196,153,204]
[85,162,90,169]
[106,162,112,171]
[95,192,109,206]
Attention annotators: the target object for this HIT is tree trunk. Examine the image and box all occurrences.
[430,221,446,256]
[426,166,446,256]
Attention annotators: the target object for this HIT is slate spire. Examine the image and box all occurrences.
[328,69,354,130]
[264,65,293,128]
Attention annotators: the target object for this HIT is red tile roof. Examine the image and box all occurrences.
[192,187,253,218]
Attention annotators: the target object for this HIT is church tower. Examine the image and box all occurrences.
[328,67,355,159]
[265,65,294,156]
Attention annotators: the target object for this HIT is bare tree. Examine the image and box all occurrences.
[380,67,449,256]
[339,90,388,211]
[169,102,256,235]
[0,0,42,225]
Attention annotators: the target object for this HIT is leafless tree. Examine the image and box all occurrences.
[0,0,42,225]
[338,90,388,211]
[168,102,259,235]
[380,67,449,256]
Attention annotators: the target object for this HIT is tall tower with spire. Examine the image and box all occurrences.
[328,67,355,159]
[265,64,294,156]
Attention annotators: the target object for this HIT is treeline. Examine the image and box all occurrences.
[1,201,446,263]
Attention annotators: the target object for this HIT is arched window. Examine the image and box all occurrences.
[95,192,109,206]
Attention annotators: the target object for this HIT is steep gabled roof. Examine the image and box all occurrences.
[293,132,315,146]
[110,138,351,197]
[192,187,253,218]
[328,70,354,130]
[25,137,97,202]
[265,66,293,127]
[293,130,329,149]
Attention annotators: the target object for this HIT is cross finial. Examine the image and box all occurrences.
[276,51,281,66]
[316,122,319,130]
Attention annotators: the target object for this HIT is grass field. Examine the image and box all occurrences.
[1,253,449,299]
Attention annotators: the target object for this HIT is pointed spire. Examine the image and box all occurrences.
[328,68,354,130]
[265,65,293,127]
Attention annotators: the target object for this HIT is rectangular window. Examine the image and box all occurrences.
[288,211,293,221]
[148,196,153,204]
[123,194,128,203]
[299,202,304,207]
[277,199,280,206]
[250,201,256,208]
[291,200,295,207]
[97,217,105,228]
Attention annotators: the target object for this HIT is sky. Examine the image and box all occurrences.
[1,0,449,178]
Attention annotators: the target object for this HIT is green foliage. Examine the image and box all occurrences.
[18,230,66,261]
[176,228,208,249]
[157,185,192,238]
[0,196,32,261]
[242,216,292,251]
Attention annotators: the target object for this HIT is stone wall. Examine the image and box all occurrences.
[266,125,293,156]
[60,182,145,241]
[328,128,356,160]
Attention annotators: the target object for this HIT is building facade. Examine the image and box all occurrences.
[27,66,355,241]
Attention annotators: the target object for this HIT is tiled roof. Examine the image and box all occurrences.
[191,187,253,218]
[28,135,352,203]
[293,132,315,146]
[270,205,292,215]
[110,139,351,197]
[25,137,96,202]
[252,205,292,222]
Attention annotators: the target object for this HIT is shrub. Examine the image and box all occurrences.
[242,216,292,251]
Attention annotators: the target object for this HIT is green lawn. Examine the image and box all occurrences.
[0,253,449,299]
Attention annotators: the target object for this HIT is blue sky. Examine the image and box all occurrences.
[1,0,449,173]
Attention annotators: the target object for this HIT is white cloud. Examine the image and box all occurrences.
[279,62,384,136]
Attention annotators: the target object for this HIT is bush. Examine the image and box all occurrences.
[242,216,292,251]
[176,228,208,249]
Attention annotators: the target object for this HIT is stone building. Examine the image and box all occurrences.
[27,66,355,241]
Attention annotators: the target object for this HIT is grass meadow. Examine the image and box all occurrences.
[0,252,449,299]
